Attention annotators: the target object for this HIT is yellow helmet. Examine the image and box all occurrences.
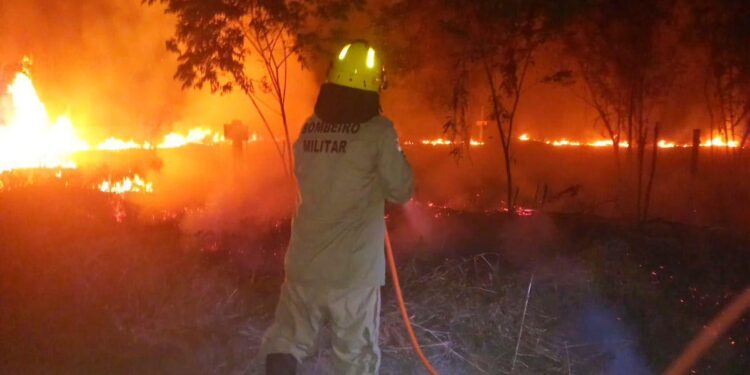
[327,40,386,92]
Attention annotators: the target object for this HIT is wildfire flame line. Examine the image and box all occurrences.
[1,64,742,198]
[517,133,739,149]
[403,138,485,147]
[410,134,741,149]
[1,69,257,170]
[0,67,258,194]
[93,128,234,151]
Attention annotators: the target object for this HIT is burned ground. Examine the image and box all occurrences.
[0,184,747,374]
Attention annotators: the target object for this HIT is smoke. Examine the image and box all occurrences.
[0,0,316,142]
[1,0,742,229]
[0,0,317,230]
[499,213,561,265]
[577,303,654,375]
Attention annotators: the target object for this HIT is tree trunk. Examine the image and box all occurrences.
[627,91,635,162]
[612,139,621,174]
[691,129,701,176]
[642,123,660,223]
[279,104,295,179]
[740,120,750,154]
[245,93,289,175]
[503,146,514,214]
[484,61,515,216]
[636,131,644,222]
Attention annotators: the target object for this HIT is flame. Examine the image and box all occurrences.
[551,139,581,146]
[96,137,151,151]
[517,134,736,149]
[658,140,676,149]
[94,129,230,151]
[702,136,739,148]
[98,174,154,194]
[157,127,225,149]
[0,63,267,200]
[0,68,234,172]
[419,138,484,147]
[0,72,90,172]
[587,139,616,147]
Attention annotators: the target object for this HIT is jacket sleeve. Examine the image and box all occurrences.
[378,123,414,204]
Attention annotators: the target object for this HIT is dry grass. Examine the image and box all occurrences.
[1,186,746,374]
[0,186,612,374]
[0,187,271,374]
[376,253,612,375]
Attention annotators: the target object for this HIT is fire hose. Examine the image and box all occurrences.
[664,286,750,375]
[387,226,749,375]
[385,229,440,375]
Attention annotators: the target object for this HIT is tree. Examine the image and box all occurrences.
[563,0,679,222]
[145,0,361,178]
[461,1,590,215]
[380,0,588,215]
[690,0,750,157]
[563,12,629,172]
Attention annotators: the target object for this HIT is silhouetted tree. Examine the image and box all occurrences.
[145,0,361,178]
[380,0,589,215]
[563,7,629,172]
[564,0,679,222]
[690,0,750,157]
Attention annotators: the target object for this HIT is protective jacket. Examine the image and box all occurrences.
[285,110,413,288]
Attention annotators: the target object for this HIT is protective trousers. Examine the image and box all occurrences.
[260,282,381,374]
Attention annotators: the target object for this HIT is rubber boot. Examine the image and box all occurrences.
[266,353,297,375]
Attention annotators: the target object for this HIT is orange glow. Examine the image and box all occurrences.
[94,129,262,151]
[0,72,90,172]
[157,127,225,149]
[96,137,151,151]
[516,134,737,149]
[0,68,236,168]
[702,136,739,148]
[94,128,234,151]
[587,140,616,147]
[551,139,581,147]
[98,174,154,194]
[419,138,484,147]
[658,140,676,149]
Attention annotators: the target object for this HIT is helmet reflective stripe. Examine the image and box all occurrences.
[327,41,385,93]
[366,48,375,69]
[338,44,352,60]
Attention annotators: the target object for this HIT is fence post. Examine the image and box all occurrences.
[691,129,701,176]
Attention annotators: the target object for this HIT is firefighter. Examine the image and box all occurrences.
[260,40,413,374]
